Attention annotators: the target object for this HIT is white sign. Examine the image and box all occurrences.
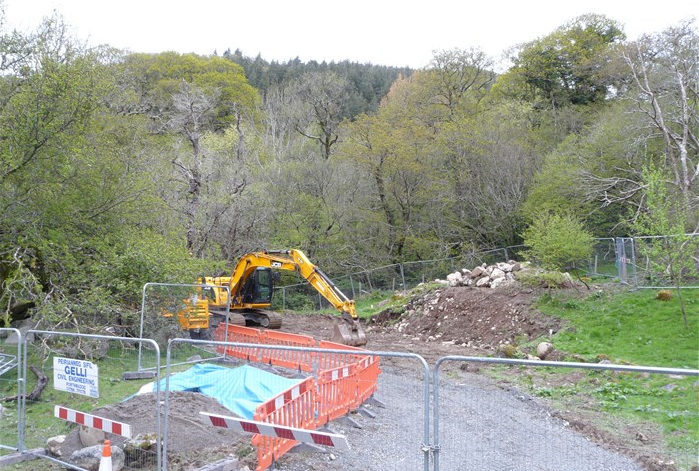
[53,357,99,398]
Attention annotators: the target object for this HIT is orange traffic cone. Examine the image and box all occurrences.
[98,439,112,471]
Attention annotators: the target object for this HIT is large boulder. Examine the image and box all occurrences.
[67,443,125,471]
[47,435,65,457]
[536,342,554,360]
[446,271,463,287]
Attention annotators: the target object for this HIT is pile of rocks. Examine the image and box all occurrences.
[442,261,526,289]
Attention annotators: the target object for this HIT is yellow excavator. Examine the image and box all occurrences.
[175,249,367,346]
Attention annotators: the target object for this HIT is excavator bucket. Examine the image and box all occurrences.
[331,319,367,347]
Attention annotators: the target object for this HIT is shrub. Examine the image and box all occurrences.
[522,212,594,272]
[655,290,673,301]
[517,270,570,289]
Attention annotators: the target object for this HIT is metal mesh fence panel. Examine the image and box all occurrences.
[162,339,430,471]
[434,357,699,471]
[588,238,618,278]
[21,331,161,470]
[504,245,528,262]
[403,259,456,287]
[140,282,218,345]
[630,235,699,289]
[0,328,22,455]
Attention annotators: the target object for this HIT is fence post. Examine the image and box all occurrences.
[630,237,639,288]
[365,271,374,292]
[616,238,629,284]
[400,263,406,290]
[350,275,355,299]
[282,287,286,310]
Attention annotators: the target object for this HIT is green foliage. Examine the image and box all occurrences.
[504,14,625,109]
[516,270,571,289]
[522,212,595,271]
[222,49,412,118]
[630,166,698,326]
[0,9,695,340]
[537,289,699,367]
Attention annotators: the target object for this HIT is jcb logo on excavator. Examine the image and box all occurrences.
[271,262,283,268]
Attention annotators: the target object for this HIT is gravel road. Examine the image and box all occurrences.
[276,360,644,471]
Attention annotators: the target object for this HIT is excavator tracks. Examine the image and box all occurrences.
[241,309,283,329]
[211,309,283,330]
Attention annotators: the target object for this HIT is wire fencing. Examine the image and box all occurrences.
[19,331,162,471]
[434,357,699,471]
[273,235,698,311]
[0,328,22,456]
[2,327,698,471]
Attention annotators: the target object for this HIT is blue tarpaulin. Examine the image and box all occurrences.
[146,363,304,419]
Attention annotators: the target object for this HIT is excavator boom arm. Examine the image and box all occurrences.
[229,250,357,320]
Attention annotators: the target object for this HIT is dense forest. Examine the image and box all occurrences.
[1,8,697,330]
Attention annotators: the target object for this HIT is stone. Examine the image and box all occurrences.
[498,262,514,272]
[446,272,463,287]
[68,443,125,471]
[47,435,65,457]
[536,342,553,360]
[490,277,508,289]
[79,425,105,447]
[470,266,485,278]
[490,268,506,280]
[475,277,491,288]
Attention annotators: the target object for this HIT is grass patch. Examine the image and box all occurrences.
[497,286,699,469]
[0,341,222,455]
[536,287,698,368]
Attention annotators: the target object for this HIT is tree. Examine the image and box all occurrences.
[620,20,699,212]
[504,14,625,110]
[0,13,108,325]
[523,20,699,237]
[631,166,698,328]
[283,71,352,160]
[118,52,259,255]
[429,48,495,118]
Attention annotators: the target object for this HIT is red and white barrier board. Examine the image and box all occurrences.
[54,405,132,438]
[201,412,350,451]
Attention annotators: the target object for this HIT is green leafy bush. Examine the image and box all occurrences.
[523,212,594,272]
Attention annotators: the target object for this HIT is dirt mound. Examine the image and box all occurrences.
[369,284,563,352]
[58,391,253,470]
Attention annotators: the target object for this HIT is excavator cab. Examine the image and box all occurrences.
[241,268,274,304]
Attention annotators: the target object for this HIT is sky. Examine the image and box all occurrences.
[2,0,698,69]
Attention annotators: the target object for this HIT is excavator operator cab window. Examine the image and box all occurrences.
[241,267,274,304]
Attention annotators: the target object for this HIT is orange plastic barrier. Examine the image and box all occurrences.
[253,377,317,471]
[315,363,357,427]
[214,323,263,362]
[207,327,380,471]
[260,330,316,372]
[316,340,366,370]
[316,340,380,408]
[352,353,380,406]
